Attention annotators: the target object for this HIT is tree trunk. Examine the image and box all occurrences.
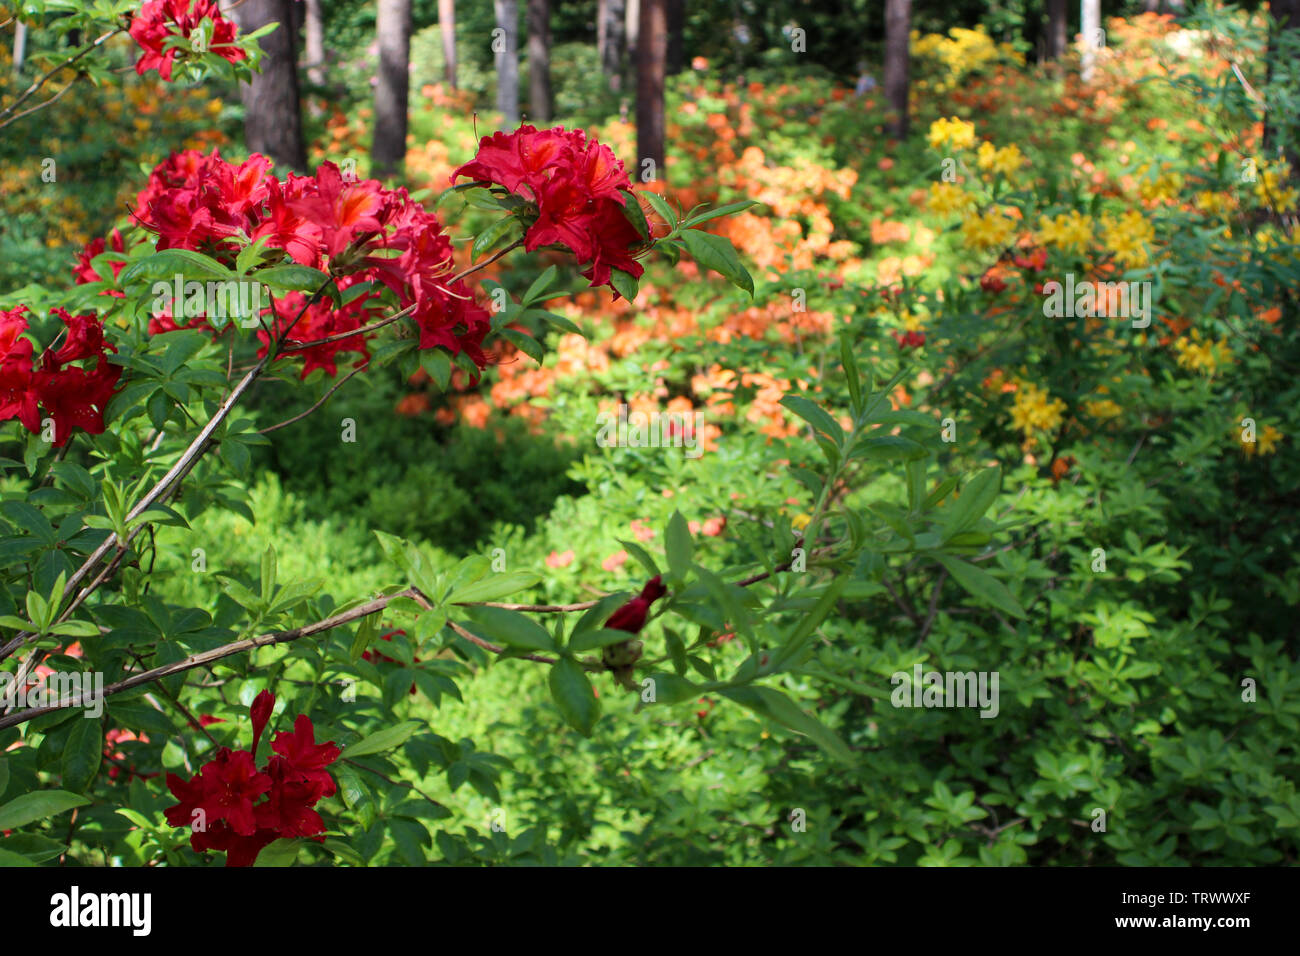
[1265,0,1300,169]
[636,0,665,181]
[227,0,307,172]
[598,0,626,91]
[665,0,685,75]
[494,0,519,127]
[372,0,412,179]
[625,0,640,90]
[304,0,325,88]
[439,0,457,88]
[1045,0,1067,61]
[1080,0,1100,83]
[12,21,26,75]
[527,0,552,123]
[883,0,910,139]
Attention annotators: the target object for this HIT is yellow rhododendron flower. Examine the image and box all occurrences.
[926,181,975,216]
[977,141,1025,177]
[1100,209,1154,269]
[1241,423,1282,457]
[1011,381,1067,435]
[1035,211,1093,254]
[961,209,1016,250]
[1173,330,1232,374]
[928,116,976,151]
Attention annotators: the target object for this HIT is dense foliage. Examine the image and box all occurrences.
[0,2,1296,867]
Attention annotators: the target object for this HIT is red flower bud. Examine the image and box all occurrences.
[605,576,667,634]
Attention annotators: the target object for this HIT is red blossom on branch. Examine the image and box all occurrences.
[129,0,245,82]
[163,693,339,867]
[452,124,647,295]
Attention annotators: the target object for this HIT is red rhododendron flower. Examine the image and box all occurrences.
[452,124,646,296]
[129,0,245,82]
[0,309,121,445]
[979,273,1007,294]
[163,693,338,866]
[133,149,493,374]
[606,576,668,634]
[250,689,275,757]
[894,331,926,350]
[73,229,128,296]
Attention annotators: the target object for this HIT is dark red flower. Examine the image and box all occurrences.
[270,714,340,800]
[250,690,275,758]
[606,576,668,634]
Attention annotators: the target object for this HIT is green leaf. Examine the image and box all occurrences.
[941,467,1002,541]
[472,215,519,258]
[338,720,424,759]
[609,268,639,302]
[522,265,558,305]
[680,229,754,295]
[933,554,1026,619]
[780,395,844,445]
[720,686,854,764]
[449,571,541,604]
[642,190,679,230]
[664,511,694,582]
[622,194,651,240]
[119,248,232,285]
[420,349,453,390]
[0,790,89,831]
[548,658,600,735]
[253,838,304,867]
[840,334,862,412]
[463,606,557,652]
[683,199,759,228]
[61,719,103,793]
[852,435,928,461]
[502,328,544,364]
[615,539,660,578]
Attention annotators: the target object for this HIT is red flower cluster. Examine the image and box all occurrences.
[979,272,1007,294]
[606,576,668,634]
[452,125,646,293]
[1013,248,1048,271]
[894,330,926,350]
[0,307,121,446]
[73,228,128,297]
[164,691,339,867]
[133,149,492,373]
[129,0,245,81]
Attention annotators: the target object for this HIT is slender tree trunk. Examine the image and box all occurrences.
[599,0,626,91]
[1080,0,1100,83]
[226,0,307,172]
[1265,0,1300,169]
[304,0,325,88]
[439,0,457,88]
[527,0,552,122]
[665,0,685,75]
[883,0,910,139]
[372,0,412,179]
[1045,0,1067,61]
[636,0,665,181]
[12,21,26,75]
[626,0,640,90]
[494,0,519,127]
